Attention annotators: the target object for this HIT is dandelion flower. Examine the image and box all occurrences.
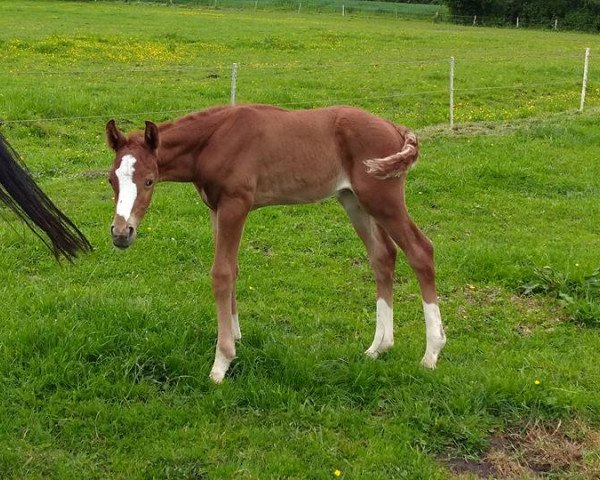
[334,470,341,477]
[534,379,541,385]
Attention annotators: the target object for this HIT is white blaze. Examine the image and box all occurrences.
[115,154,137,221]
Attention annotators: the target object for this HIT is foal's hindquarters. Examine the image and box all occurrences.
[337,171,446,368]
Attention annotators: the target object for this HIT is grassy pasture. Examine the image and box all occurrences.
[128,0,448,17]
[0,1,600,478]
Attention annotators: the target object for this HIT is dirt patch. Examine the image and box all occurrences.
[80,168,108,179]
[419,121,522,140]
[445,457,499,478]
[454,284,565,334]
[443,421,600,479]
[417,107,600,141]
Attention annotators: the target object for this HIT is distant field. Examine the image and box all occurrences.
[1,1,597,133]
[131,0,448,17]
[0,1,599,479]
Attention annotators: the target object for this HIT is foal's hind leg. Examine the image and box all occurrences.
[231,269,241,340]
[377,209,446,368]
[356,185,446,368]
[338,191,397,358]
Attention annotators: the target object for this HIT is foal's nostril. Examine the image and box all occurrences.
[110,225,115,236]
[127,226,135,239]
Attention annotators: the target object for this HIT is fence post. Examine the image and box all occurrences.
[554,18,558,30]
[298,2,301,14]
[230,63,238,106]
[342,4,345,16]
[473,15,477,26]
[516,17,519,28]
[254,0,258,10]
[450,56,455,128]
[579,48,591,112]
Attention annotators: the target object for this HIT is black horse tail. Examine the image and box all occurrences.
[0,132,92,261]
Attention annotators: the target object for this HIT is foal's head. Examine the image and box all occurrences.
[106,120,159,249]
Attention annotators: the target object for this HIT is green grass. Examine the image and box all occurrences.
[129,0,447,17]
[0,1,600,478]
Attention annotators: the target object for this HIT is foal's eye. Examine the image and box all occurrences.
[107,177,113,185]
[145,179,154,187]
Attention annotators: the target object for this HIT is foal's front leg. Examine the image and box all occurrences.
[210,210,242,341]
[209,199,249,383]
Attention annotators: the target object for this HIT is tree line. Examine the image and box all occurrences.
[442,0,599,30]
[372,0,599,31]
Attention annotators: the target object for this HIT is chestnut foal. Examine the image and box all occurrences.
[106,105,446,383]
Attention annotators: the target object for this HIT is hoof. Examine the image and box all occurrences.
[365,339,394,359]
[209,369,226,384]
[209,348,234,384]
[365,348,380,359]
[420,352,438,369]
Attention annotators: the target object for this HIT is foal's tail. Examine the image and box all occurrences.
[363,126,419,179]
[0,132,92,262]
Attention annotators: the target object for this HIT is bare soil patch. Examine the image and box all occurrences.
[443,421,600,479]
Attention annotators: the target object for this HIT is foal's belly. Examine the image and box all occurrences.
[247,112,349,208]
[252,159,349,208]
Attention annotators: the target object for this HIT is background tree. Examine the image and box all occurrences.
[442,0,600,30]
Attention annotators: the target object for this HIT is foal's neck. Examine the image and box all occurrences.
[156,107,229,183]
[156,136,196,183]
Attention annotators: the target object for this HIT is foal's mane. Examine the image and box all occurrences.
[125,106,233,144]
[159,106,232,131]
[128,105,290,150]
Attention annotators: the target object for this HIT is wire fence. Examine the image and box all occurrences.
[3,50,587,77]
[0,50,594,131]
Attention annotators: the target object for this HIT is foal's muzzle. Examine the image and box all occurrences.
[111,224,136,249]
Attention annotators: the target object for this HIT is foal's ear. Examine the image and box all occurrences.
[144,121,159,151]
[106,120,127,152]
